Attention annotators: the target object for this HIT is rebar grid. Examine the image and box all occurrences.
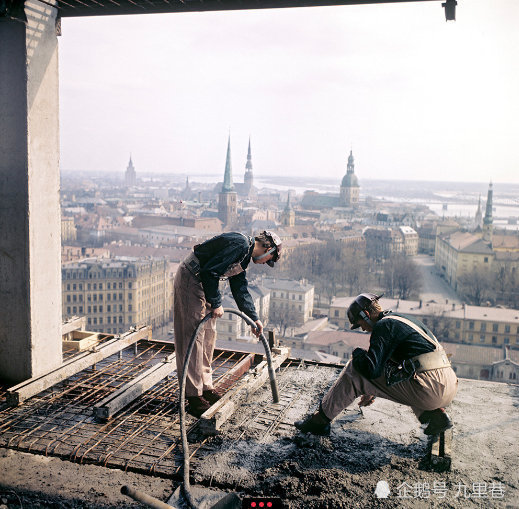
[0,342,249,477]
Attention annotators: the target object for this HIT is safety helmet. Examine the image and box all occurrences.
[263,230,282,267]
[347,293,383,329]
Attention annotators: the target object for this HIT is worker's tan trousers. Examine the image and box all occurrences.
[321,360,458,421]
[173,263,217,397]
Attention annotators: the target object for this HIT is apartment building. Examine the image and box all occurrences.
[329,296,519,348]
[261,277,314,326]
[62,257,170,334]
[61,216,77,242]
[216,285,270,342]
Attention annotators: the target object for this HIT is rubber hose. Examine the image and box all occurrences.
[179,308,280,509]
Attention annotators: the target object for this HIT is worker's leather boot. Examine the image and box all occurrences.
[294,408,331,436]
[421,408,453,435]
[203,389,222,405]
[187,396,211,418]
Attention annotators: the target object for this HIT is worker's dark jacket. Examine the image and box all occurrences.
[193,232,259,321]
[352,311,436,380]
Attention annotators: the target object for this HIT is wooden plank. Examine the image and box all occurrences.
[93,352,176,421]
[7,326,152,406]
[199,348,289,434]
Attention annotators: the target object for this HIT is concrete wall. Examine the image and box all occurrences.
[0,1,62,382]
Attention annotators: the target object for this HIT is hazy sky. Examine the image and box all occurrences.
[59,0,519,184]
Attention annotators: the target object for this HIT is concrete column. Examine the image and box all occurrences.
[0,0,62,383]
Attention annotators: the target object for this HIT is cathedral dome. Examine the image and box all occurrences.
[342,173,359,188]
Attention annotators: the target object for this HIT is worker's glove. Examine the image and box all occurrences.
[252,320,263,337]
[359,394,376,407]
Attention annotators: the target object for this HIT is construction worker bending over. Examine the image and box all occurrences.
[295,293,458,436]
[174,231,282,418]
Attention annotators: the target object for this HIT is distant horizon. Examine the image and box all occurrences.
[60,168,517,188]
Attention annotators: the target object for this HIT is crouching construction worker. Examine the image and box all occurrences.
[173,231,282,418]
[295,293,458,436]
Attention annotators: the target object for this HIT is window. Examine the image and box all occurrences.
[66,284,70,291]
[88,318,91,325]
[119,293,123,300]
[119,283,122,289]
[119,316,123,323]
[93,317,97,324]
[79,306,83,313]
[99,305,103,312]
[107,316,111,324]
[93,306,97,313]
[334,310,339,317]
[99,283,103,290]
[87,283,91,290]
[484,257,488,263]
[504,337,510,344]
[66,295,71,303]
[468,333,473,341]
[73,284,76,290]
[456,321,461,329]
[107,305,111,312]
[128,304,132,312]
[67,306,71,314]
[228,326,232,333]
[129,282,132,289]
[469,321,474,330]
[505,325,510,333]
[480,323,486,332]
[480,335,485,341]
[492,336,497,344]
[88,306,91,313]
[93,283,97,290]
[99,318,103,324]
[299,295,302,300]
[107,294,111,301]
[493,323,498,332]
[128,293,132,300]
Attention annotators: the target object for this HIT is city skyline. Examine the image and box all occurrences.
[59,0,519,184]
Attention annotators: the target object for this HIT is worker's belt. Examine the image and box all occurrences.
[183,252,201,279]
[412,349,451,373]
[385,349,451,386]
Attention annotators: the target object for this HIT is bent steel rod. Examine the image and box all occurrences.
[180,308,280,509]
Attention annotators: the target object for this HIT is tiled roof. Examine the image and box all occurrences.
[442,342,506,365]
[262,277,314,292]
[331,296,519,324]
[305,330,370,349]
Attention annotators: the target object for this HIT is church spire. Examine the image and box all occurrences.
[222,134,234,192]
[474,193,482,228]
[243,136,254,197]
[483,182,493,243]
[246,137,253,171]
